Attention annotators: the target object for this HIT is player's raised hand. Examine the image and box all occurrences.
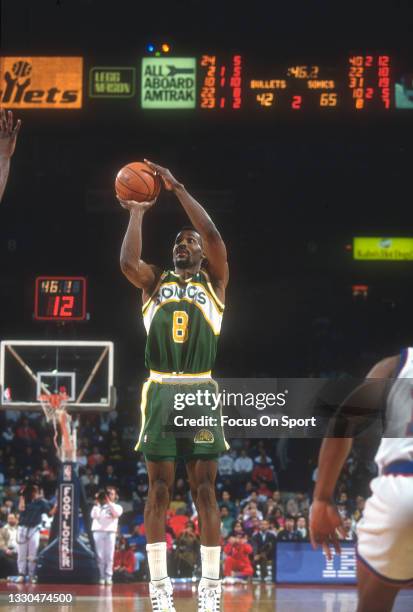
[0,109,21,158]
[144,159,181,191]
[117,196,157,212]
[309,499,344,559]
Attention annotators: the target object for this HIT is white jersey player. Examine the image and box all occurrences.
[310,351,413,612]
[91,487,123,585]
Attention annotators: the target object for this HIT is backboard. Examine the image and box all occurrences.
[0,340,116,412]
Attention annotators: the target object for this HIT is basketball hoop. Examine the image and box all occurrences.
[39,392,77,462]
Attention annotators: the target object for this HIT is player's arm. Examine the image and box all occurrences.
[310,355,398,557]
[119,198,162,301]
[144,160,229,292]
[0,109,21,204]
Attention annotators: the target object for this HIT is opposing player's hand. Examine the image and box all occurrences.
[117,196,157,212]
[144,159,181,191]
[0,109,21,158]
[309,499,344,559]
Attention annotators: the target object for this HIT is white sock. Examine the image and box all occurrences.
[146,542,168,584]
[200,545,221,587]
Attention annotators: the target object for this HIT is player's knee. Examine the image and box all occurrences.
[196,481,216,510]
[148,479,170,509]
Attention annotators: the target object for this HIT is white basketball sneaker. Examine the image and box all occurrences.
[198,581,222,612]
[149,578,176,612]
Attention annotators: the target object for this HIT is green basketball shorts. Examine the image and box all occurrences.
[134,373,230,461]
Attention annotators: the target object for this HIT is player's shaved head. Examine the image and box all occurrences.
[175,226,203,246]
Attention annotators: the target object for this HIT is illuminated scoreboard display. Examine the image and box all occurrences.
[140,52,411,112]
[34,277,87,321]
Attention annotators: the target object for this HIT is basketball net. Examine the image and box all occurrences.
[39,392,77,462]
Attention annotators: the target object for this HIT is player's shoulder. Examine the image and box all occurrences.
[366,354,401,379]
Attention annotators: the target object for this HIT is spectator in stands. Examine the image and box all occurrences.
[169,493,188,514]
[285,497,299,517]
[0,513,18,578]
[217,452,234,478]
[244,516,260,538]
[252,454,275,486]
[273,507,285,530]
[352,495,365,522]
[242,501,263,522]
[39,459,56,483]
[168,507,189,538]
[218,490,237,518]
[223,533,253,582]
[80,467,98,499]
[220,506,234,538]
[15,418,37,445]
[231,520,244,537]
[171,521,200,578]
[296,516,309,541]
[136,453,147,476]
[5,477,20,499]
[87,446,105,469]
[233,450,253,481]
[338,517,357,541]
[1,424,14,445]
[19,447,39,477]
[252,519,276,582]
[76,447,88,467]
[256,479,273,501]
[113,536,136,582]
[107,430,123,465]
[253,448,272,466]
[100,464,120,489]
[277,516,302,542]
[271,490,281,502]
[295,492,310,515]
[0,499,15,521]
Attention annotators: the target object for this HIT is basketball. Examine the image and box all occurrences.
[115,161,161,202]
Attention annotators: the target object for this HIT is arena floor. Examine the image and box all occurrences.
[1,582,413,611]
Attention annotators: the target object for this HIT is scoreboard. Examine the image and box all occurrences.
[34,277,87,321]
[1,53,412,112]
[197,54,395,111]
[139,52,409,112]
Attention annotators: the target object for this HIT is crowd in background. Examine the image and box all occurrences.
[0,410,369,582]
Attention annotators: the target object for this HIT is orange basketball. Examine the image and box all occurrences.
[115,161,161,202]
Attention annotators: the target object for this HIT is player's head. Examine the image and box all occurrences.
[173,227,204,271]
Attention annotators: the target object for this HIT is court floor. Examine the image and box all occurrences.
[1,582,413,611]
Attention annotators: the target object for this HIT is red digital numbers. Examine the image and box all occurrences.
[51,296,75,317]
[291,95,302,109]
[231,55,242,109]
[348,55,392,109]
[200,54,243,110]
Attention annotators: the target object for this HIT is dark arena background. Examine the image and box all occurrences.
[0,1,413,610]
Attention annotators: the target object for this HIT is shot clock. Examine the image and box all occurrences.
[34,277,87,321]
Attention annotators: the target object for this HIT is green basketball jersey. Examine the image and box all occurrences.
[142,270,225,374]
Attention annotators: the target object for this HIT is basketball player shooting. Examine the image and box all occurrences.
[310,353,413,612]
[0,109,21,203]
[119,160,229,612]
